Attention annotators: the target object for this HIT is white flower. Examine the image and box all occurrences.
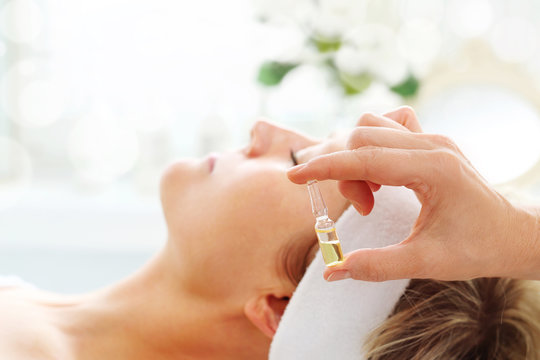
[342,82,402,117]
[335,24,408,86]
[309,0,368,39]
[265,64,341,123]
[397,19,441,76]
[253,0,315,24]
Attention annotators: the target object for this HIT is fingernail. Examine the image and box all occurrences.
[326,270,351,282]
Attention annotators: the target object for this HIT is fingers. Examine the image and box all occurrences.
[382,106,423,133]
[366,181,381,192]
[356,112,409,131]
[355,106,422,133]
[287,147,431,191]
[338,180,374,215]
[347,126,434,151]
[323,243,426,282]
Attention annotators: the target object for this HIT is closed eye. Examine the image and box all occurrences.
[290,149,299,166]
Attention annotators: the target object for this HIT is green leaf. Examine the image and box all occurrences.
[311,37,342,53]
[339,72,372,95]
[257,61,298,87]
[390,74,419,98]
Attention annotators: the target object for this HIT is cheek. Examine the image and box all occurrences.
[161,163,316,268]
[221,171,311,230]
[207,173,313,264]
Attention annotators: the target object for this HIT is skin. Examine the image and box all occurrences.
[288,106,540,283]
[0,120,348,360]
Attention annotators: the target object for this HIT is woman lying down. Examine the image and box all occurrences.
[0,119,539,359]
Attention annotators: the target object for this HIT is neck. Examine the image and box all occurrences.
[41,243,269,360]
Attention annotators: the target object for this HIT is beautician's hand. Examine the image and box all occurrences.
[288,107,540,282]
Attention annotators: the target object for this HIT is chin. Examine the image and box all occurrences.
[162,157,203,183]
[160,159,197,202]
[160,157,213,215]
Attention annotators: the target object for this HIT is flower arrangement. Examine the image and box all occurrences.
[255,0,420,99]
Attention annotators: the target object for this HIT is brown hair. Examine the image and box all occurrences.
[364,278,540,360]
[278,236,318,287]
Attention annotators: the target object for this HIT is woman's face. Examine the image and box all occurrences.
[160,120,349,298]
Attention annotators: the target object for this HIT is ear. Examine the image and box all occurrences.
[244,294,290,338]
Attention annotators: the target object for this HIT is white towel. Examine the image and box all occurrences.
[269,186,420,360]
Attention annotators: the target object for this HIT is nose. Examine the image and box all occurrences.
[246,120,289,158]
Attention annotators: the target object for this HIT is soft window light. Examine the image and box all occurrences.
[17,79,66,128]
[419,85,540,184]
[0,136,32,211]
[0,0,43,44]
[490,17,537,63]
[68,109,139,185]
[447,0,493,38]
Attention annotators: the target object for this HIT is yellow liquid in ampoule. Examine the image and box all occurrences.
[315,228,344,266]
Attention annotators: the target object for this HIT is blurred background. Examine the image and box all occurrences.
[1,0,540,292]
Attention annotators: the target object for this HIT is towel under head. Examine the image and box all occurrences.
[270,186,420,360]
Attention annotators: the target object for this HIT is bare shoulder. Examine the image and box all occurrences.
[0,288,68,360]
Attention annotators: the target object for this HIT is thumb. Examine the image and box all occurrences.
[323,243,424,282]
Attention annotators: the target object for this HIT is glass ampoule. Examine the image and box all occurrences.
[307,180,344,266]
